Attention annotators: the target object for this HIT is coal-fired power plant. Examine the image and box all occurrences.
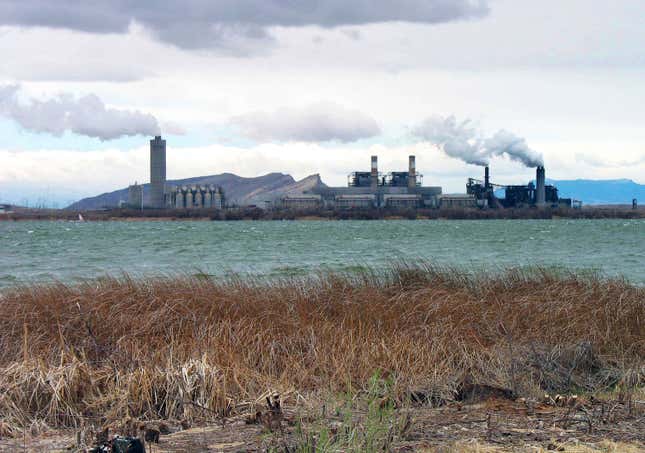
[467,165,571,209]
[133,135,572,211]
[282,154,443,210]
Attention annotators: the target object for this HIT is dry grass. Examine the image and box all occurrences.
[0,265,643,435]
[421,440,645,452]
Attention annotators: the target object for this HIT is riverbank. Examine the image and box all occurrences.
[1,205,644,221]
[1,266,643,450]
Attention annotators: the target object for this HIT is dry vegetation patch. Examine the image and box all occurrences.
[0,266,643,450]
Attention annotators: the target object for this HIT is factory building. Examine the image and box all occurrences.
[280,194,322,210]
[467,165,571,208]
[438,194,478,208]
[283,155,442,210]
[127,182,143,208]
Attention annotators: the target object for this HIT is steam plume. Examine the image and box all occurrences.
[413,115,543,167]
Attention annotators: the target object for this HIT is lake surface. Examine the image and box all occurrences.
[0,219,643,288]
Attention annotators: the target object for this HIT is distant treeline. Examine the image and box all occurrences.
[1,205,644,221]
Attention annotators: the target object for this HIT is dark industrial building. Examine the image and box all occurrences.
[467,165,572,208]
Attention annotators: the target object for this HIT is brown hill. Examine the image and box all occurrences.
[66,173,327,210]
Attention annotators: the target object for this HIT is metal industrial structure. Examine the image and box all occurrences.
[466,165,572,208]
[282,155,444,210]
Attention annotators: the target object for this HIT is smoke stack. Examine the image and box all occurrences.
[536,166,546,207]
[484,166,490,189]
[408,155,416,189]
[150,135,167,208]
[371,155,378,190]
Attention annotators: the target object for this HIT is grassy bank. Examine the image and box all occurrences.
[0,266,643,449]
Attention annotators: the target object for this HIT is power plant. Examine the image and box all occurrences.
[466,165,572,208]
[283,155,443,210]
[132,135,573,211]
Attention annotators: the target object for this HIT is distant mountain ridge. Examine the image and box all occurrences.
[67,173,326,210]
[547,178,644,205]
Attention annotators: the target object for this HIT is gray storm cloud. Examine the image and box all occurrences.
[0,0,489,50]
[413,115,543,167]
[0,84,160,140]
[230,103,381,143]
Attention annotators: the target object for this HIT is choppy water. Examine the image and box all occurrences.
[0,219,643,288]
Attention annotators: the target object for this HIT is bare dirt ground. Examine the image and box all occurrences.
[2,394,643,452]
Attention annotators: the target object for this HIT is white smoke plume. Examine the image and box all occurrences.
[0,84,160,140]
[413,115,544,167]
[412,115,488,166]
[484,129,543,168]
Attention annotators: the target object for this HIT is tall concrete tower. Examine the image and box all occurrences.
[150,136,166,208]
[408,155,417,190]
[535,166,546,207]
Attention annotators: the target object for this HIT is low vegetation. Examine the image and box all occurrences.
[0,266,643,450]
[1,205,644,221]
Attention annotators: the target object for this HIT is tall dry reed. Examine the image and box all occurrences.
[0,265,643,431]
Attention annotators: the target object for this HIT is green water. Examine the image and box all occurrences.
[0,219,643,288]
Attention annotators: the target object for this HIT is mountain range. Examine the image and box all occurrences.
[547,179,644,205]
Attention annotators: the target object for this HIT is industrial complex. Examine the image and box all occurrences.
[282,155,443,210]
[129,135,574,211]
[128,136,226,210]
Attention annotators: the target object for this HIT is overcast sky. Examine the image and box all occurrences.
[0,0,644,206]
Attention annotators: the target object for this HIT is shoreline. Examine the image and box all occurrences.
[1,205,644,221]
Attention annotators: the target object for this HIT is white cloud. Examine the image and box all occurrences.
[0,84,160,140]
[229,103,381,143]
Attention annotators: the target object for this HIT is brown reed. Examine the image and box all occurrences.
[0,265,642,433]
